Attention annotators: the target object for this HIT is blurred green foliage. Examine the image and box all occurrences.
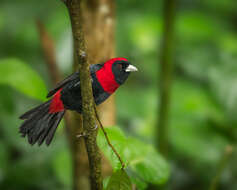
[97,128,169,189]
[0,58,47,101]
[0,0,237,190]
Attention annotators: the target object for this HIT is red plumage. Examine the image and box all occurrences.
[96,57,128,94]
[49,89,64,113]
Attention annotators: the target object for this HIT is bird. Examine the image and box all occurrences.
[19,57,138,146]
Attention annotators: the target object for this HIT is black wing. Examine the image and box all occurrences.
[90,63,103,73]
[46,63,103,98]
[47,72,79,98]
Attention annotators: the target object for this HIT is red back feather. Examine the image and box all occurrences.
[49,88,64,113]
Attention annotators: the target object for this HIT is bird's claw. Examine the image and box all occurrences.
[76,125,97,138]
[92,124,98,130]
[76,131,88,138]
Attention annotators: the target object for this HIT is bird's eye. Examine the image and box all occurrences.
[117,64,123,70]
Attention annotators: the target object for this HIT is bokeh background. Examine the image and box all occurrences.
[0,0,237,190]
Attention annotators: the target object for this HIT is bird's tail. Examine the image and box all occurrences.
[19,100,65,146]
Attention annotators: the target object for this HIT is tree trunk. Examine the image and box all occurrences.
[66,0,104,189]
[81,0,116,127]
[66,1,116,190]
[157,0,176,157]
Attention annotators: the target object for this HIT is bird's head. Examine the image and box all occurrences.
[104,57,138,85]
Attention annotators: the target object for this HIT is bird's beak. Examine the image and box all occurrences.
[125,64,138,72]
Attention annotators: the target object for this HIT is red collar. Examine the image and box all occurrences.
[95,58,127,94]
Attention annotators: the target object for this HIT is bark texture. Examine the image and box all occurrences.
[67,1,115,188]
[80,0,115,178]
[66,0,102,189]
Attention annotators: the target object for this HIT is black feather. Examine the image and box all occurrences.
[47,72,79,98]
[47,64,103,98]
[46,111,65,146]
[28,114,52,145]
[19,100,51,120]
[19,99,65,146]
[37,114,56,146]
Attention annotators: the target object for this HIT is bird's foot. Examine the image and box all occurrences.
[76,125,98,138]
[92,124,98,130]
[76,131,88,138]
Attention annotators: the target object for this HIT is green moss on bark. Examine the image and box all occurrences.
[66,0,102,189]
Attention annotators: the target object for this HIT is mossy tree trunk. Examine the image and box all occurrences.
[64,0,115,189]
[63,0,115,190]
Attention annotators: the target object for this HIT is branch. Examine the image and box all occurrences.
[209,145,233,190]
[94,104,125,169]
[36,20,61,84]
[65,0,102,189]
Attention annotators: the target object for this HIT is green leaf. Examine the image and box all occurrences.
[98,128,170,189]
[106,169,132,190]
[0,58,47,101]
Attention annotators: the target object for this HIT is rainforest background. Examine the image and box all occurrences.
[0,0,237,190]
